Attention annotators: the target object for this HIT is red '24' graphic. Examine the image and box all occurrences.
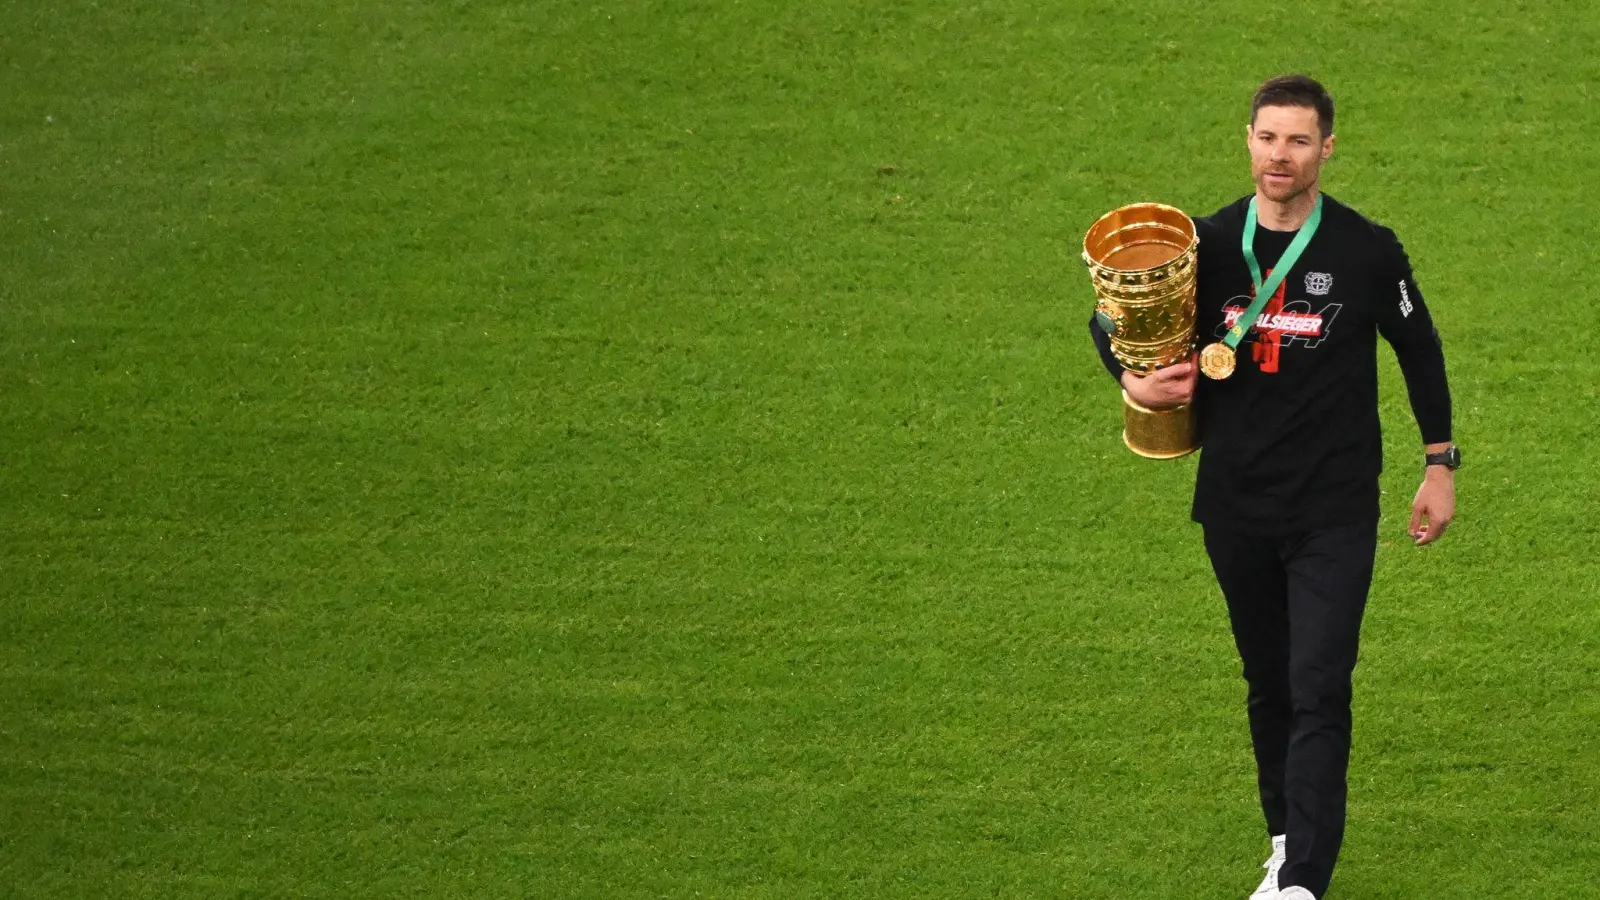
[1217,267,1343,374]
[1252,279,1287,373]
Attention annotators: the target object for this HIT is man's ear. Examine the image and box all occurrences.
[1322,133,1336,161]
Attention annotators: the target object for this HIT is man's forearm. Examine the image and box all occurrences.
[1088,314,1127,383]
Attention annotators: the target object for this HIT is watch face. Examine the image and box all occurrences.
[1428,447,1461,469]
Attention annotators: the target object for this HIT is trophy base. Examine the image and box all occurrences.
[1121,391,1197,459]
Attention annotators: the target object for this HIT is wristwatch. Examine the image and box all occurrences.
[1424,445,1462,471]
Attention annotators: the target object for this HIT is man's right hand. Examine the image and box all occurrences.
[1120,354,1198,409]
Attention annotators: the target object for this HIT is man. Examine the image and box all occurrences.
[1089,75,1458,900]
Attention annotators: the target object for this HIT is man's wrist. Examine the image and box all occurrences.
[1424,444,1461,472]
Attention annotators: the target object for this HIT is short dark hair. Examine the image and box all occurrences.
[1251,74,1335,139]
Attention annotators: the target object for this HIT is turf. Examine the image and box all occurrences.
[2,1,1597,897]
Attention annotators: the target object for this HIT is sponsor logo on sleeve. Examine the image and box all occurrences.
[1399,280,1414,317]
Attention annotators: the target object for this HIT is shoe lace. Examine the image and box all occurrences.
[1255,850,1284,893]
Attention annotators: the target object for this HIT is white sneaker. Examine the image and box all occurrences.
[1248,834,1286,899]
[1277,888,1317,900]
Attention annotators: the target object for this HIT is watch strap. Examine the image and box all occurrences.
[1424,446,1461,470]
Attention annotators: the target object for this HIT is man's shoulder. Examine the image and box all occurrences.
[1194,196,1251,235]
[1322,194,1405,250]
[1194,193,1409,248]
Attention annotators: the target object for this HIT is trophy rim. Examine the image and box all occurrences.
[1083,202,1198,275]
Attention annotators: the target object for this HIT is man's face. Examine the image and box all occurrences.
[1247,104,1334,203]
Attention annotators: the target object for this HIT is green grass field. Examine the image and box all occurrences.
[4,1,1599,897]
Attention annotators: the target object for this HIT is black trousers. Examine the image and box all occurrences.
[1202,518,1378,899]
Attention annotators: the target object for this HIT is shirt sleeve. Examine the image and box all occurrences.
[1089,312,1126,383]
[1373,228,1453,444]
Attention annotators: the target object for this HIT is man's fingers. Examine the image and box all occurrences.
[1152,361,1194,380]
[1407,505,1424,539]
[1413,512,1436,544]
[1412,509,1451,545]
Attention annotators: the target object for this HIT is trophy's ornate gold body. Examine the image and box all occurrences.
[1083,203,1200,459]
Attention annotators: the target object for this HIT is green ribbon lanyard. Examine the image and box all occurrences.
[1226,194,1324,348]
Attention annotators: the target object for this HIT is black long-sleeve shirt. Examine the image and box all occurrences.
[1090,194,1453,531]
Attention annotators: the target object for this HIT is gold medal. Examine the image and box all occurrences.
[1200,341,1236,380]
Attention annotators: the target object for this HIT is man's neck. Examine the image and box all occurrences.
[1254,187,1321,231]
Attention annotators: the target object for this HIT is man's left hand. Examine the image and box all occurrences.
[1409,467,1456,545]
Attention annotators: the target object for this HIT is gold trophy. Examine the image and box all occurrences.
[1083,203,1200,459]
